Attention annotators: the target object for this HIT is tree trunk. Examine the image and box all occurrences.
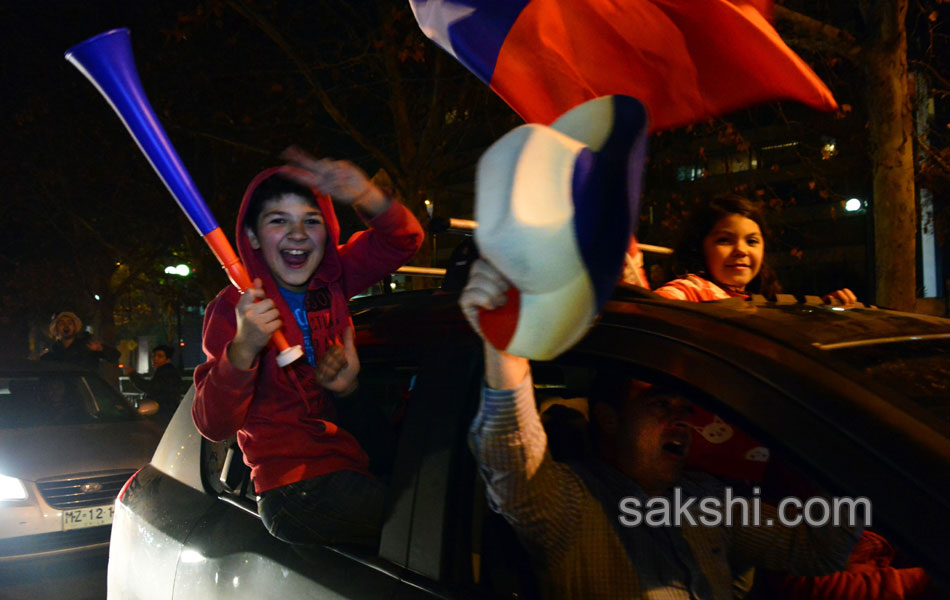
[865,0,917,311]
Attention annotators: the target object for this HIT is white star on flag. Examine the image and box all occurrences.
[410,0,476,60]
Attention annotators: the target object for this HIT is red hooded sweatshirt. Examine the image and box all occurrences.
[192,166,423,493]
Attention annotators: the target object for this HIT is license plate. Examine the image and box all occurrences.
[63,504,114,531]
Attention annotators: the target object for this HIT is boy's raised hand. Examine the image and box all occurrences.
[279,146,389,217]
[229,278,283,370]
[315,326,360,396]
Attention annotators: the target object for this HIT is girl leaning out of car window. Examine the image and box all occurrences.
[652,194,857,304]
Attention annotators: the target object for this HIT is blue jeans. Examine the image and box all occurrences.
[257,470,387,549]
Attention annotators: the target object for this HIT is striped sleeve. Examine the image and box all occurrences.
[654,274,733,302]
[469,374,585,564]
[729,502,864,576]
[653,282,691,300]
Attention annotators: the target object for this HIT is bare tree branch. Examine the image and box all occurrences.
[225,0,402,178]
[376,6,418,182]
[167,126,271,155]
[917,134,950,177]
[416,51,448,182]
[910,59,950,93]
[774,5,864,63]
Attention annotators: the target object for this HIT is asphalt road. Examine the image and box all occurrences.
[0,552,107,600]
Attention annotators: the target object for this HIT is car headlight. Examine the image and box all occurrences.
[0,473,27,501]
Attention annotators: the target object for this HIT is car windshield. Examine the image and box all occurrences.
[0,372,136,428]
[830,337,950,438]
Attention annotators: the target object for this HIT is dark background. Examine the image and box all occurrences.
[1,1,947,364]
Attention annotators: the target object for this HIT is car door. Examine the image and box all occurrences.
[568,317,950,593]
[168,303,494,599]
[169,361,417,599]
[351,294,539,599]
[172,493,404,599]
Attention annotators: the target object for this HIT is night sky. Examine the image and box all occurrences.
[0,1,516,356]
[0,1,947,356]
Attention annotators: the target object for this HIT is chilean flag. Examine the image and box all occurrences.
[410,0,837,130]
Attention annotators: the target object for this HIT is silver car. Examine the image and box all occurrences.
[0,360,163,563]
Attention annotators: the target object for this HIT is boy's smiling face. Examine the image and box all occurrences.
[246,193,327,292]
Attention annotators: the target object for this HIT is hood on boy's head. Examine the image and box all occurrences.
[235,165,344,290]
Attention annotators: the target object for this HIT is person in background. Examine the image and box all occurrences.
[653,194,856,304]
[126,344,182,422]
[40,311,119,371]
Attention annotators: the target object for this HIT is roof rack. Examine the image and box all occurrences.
[428,217,673,254]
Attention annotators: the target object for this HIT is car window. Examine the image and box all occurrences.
[82,373,138,421]
[520,359,945,597]
[0,374,97,427]
[202,436,247,497]
[200,363,418,503]
[341,363,418,481]
[470,360,698,598]
[829,338,950,437]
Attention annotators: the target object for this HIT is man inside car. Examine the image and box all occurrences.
[460,257,864,599]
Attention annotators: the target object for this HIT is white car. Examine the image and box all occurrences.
[0,360,163,563]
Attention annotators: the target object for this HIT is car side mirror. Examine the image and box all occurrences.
[137,400,159,417]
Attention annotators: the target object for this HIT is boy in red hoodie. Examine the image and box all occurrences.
[192,147,423,547]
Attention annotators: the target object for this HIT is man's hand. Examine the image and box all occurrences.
[459,258,512,335]
[228,279,282,370]
[315,326,360,396]
[822,288,858,306]
[459,259,529,389]
[87,340,104,351]
[279,146,389,217]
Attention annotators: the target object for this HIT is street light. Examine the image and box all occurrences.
[164,264,191,277]
[845,198,863,212]
[164,263,192,370]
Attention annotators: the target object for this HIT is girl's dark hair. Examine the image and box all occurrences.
[243,175,318,233]
[672,193,781,299]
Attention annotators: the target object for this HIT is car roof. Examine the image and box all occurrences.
[352,286,950,431]
[0,359,100,375]
[609,285,950,348]
[352,286,950,352]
